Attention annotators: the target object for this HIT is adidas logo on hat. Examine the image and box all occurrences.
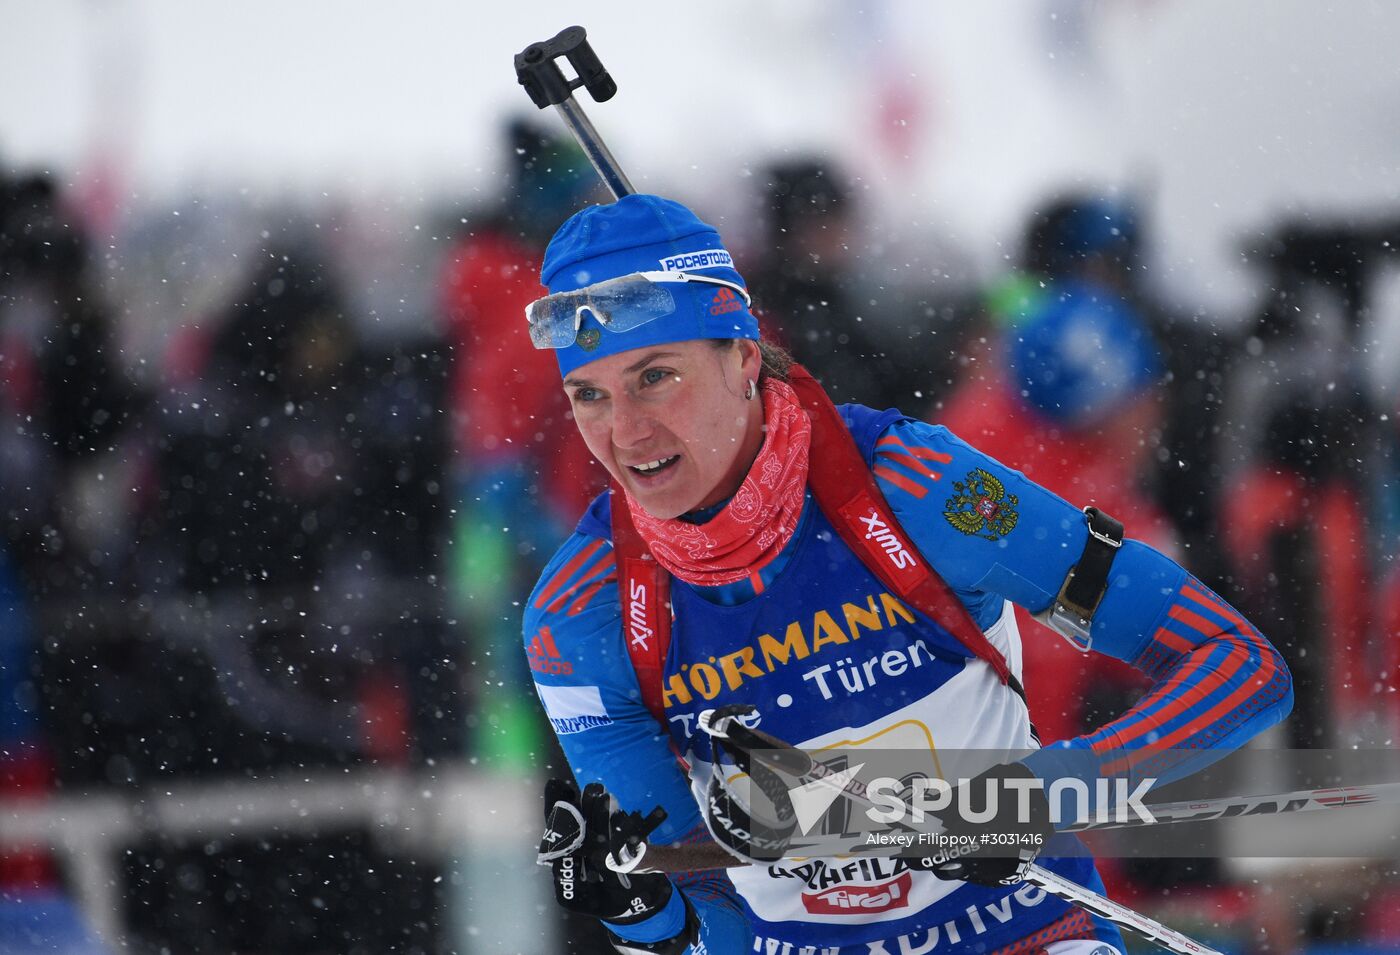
[709,286,744,316]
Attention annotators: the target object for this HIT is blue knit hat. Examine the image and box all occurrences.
[1007,280,1162,426]
[539,194,759,376]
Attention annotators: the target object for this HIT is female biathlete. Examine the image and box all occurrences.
[523,194,1292,954]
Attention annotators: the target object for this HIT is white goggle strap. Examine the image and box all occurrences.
[634,270,753,309]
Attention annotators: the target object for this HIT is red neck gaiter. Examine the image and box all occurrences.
[626,378,812,586]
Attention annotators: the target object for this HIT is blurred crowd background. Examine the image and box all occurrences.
[3,3,1400,954]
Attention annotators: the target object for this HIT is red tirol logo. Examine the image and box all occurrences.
[708,287,744,316]
[802,873,912,915]
[527,626,572,675]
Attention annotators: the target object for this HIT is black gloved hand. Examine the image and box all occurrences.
[700,705,799,865]
[538,779,698,953]
[912,762,1054,887]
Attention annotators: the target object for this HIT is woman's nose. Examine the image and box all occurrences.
[610,394,655,448]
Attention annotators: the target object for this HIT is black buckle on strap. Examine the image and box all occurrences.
[1044,506,1124,652]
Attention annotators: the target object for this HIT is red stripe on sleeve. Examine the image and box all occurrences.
[549,555,615,613]
[1102,639,1277,774]
[877,449,944,481]
[876,434,954,464]
[1087,579,1286,774]
[567,573,618,616]
[1166,602,1224,641]
[1091,642,1251,755]
[1134,642,1278,753]
[534,539,606,609]
[1183,582,1253,631]
[1152,626,1196,655]
[873,465,928,499]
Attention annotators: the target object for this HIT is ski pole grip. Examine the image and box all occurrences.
[515,26,617,108]
[513,25,635,199]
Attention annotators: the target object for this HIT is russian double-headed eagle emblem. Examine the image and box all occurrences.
[943,468,1020,541]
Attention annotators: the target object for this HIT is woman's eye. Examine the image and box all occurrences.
[573,387,601,403]
[642,368,673,386]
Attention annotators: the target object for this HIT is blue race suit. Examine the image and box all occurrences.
[524,405,1294,953]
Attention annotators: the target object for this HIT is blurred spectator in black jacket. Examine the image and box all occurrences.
[748,159,918,409]
[130,242,454,774]
[1,170,140,597]
[144,248,368,593]
[0,166,131,951]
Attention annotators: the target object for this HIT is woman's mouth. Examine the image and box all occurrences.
[629,455,680,478]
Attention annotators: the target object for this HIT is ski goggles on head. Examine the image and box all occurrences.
[525,270,753,350]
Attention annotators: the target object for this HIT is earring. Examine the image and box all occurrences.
[745,379,757,401]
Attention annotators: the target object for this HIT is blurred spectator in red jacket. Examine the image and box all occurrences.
[440,119,606,526]
[936,195,1171,744]
[438,119,605,762]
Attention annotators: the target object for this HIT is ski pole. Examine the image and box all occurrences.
[698,709,1224,955]
[694,705,1400,837]
[642,772,1400,872]
[1028,865,1222,955]
[514,25,634,200]
[1060,780,1400,832]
